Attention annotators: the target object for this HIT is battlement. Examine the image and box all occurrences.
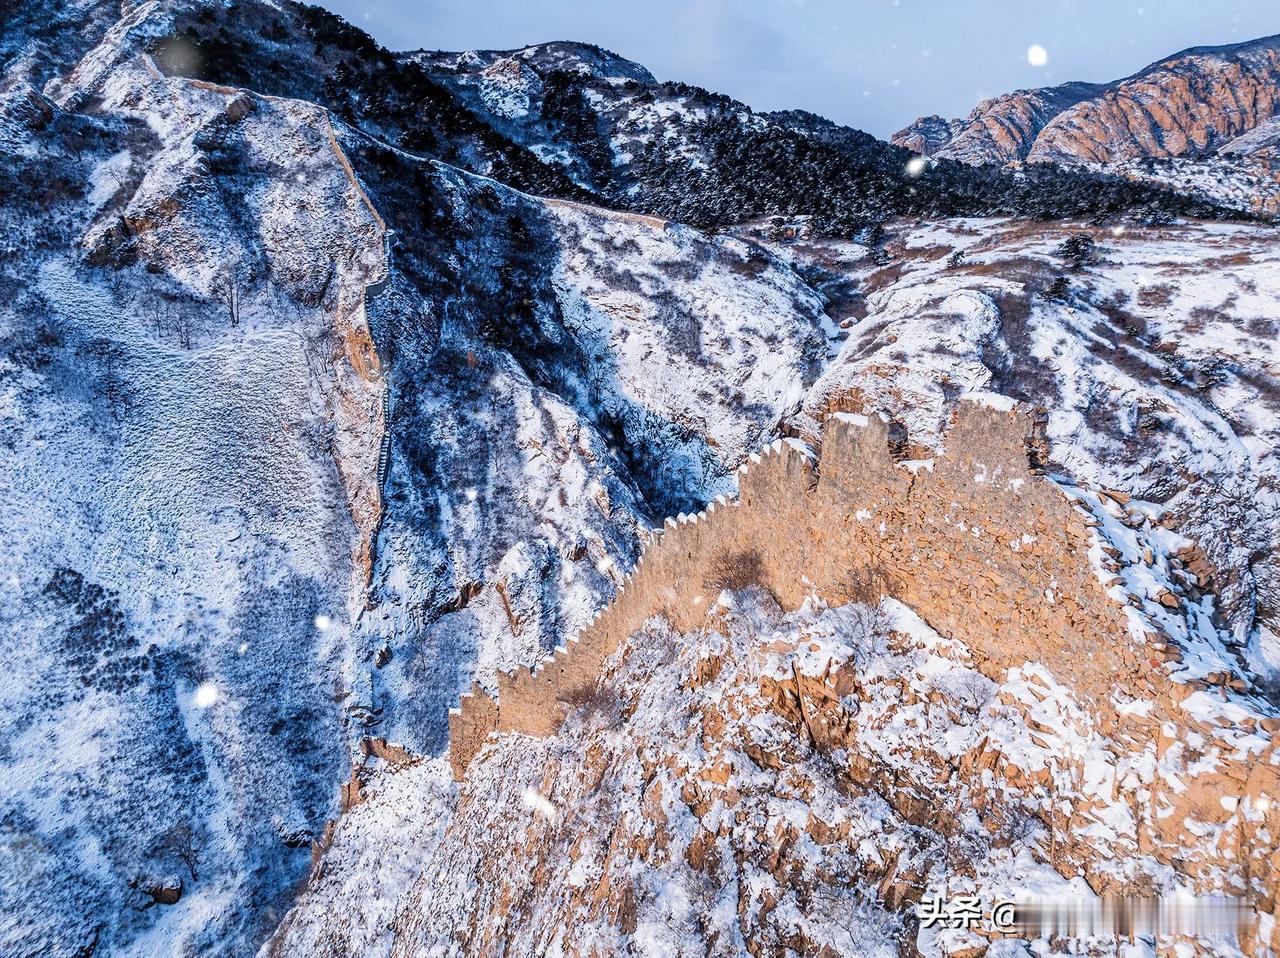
[448,397,1139,779]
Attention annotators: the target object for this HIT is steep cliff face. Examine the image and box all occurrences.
[0,2,829,955]
[893,82,1105,165]
[1030,37,1280,165]
[892,35,1280,205]
[5,1,1279,956]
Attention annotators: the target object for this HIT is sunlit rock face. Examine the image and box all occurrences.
[3,1,1279,956]
[895,37,1280,168]
[1030,38,1280,165]
[892,82,1106,165]
[893,36,1280,212]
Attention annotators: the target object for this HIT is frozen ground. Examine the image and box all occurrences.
[0,4,828,954]
[272,592,1261,958]
[3,2,1278,955]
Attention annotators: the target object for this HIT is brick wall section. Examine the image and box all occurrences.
[445,399,1280,950]
[448,399,1162,779]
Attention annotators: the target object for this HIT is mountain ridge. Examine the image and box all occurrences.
[892,33,1280,214]
[2,2,1279,956]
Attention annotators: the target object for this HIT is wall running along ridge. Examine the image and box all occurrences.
[450,401,1126,772]
[447,401,1280,949]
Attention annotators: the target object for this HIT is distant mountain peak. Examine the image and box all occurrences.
[893,34,1280,168]
[406,40,657,84]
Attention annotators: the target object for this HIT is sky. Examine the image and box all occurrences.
[315,1,1279,138]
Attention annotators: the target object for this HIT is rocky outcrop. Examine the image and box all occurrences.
[283,399,1280,955]
[892,82,1104,164]
[893,35,1280,169]
[890,113,960,156]
[444,400,1280,954]
[1032,36,1280,164]
[451,400,1276,772]
[1221,113,1280,155]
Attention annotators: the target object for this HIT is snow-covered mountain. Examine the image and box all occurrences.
[893,82,1107,165]
[893,35,1280,213]
[1,2,836,953]
[2,2,1279,957]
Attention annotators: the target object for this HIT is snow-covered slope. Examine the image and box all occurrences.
[0,4,828,955]
[2,29,391,953]
[271,585,1277,958]
[359,169,830,753]
[269,595,1034,957]
[738,216,1280,669]
[3,1,1279,956]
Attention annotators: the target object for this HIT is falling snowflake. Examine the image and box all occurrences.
[315,614,333,631]
[194,683,219,708]
[905,157,928,177]
[521,788,559,822]
[1027,44,1049,67]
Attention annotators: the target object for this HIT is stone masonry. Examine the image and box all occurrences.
[452,399,1148,776]
[446,399,1280,949]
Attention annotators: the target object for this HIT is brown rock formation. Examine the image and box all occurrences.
[449,401,1271,771]
[892,35,1280,168]
[1032,37,1280,164]
[443,401,1280,954]
[892,83,1104,164]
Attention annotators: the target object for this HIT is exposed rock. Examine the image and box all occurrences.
[6,1,1280,956]
[893,82,1105,164]
[890,114,960,156]
[1032,37,1280,164]
[130,875,183,907]
[893,33,1280,214]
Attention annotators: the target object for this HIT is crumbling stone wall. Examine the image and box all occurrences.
[447,398,1280,952]
[450,399,1151,777]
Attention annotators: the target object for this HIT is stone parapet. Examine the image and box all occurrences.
[448,398,1275,804]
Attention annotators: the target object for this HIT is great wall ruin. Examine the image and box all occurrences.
[454,398,1206,774]
[447,397,1280,950]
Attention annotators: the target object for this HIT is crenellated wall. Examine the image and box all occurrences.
[444,398,1280,954]
[449,398,1161,779]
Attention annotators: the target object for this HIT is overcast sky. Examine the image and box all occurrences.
[315,1,1278,137]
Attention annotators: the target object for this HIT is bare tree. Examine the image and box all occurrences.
[561,681,624,728]
[159,821,200,882]
[953,672,993,718]
[145,299,167,340]
[704,547,763,592]
[213,269,241,327]
[172,302,196,350]
[94,340,130,419]
[831,566,889,607]
[812,885,902,952]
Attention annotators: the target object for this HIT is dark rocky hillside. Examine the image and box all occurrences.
[143,3,1241,235]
